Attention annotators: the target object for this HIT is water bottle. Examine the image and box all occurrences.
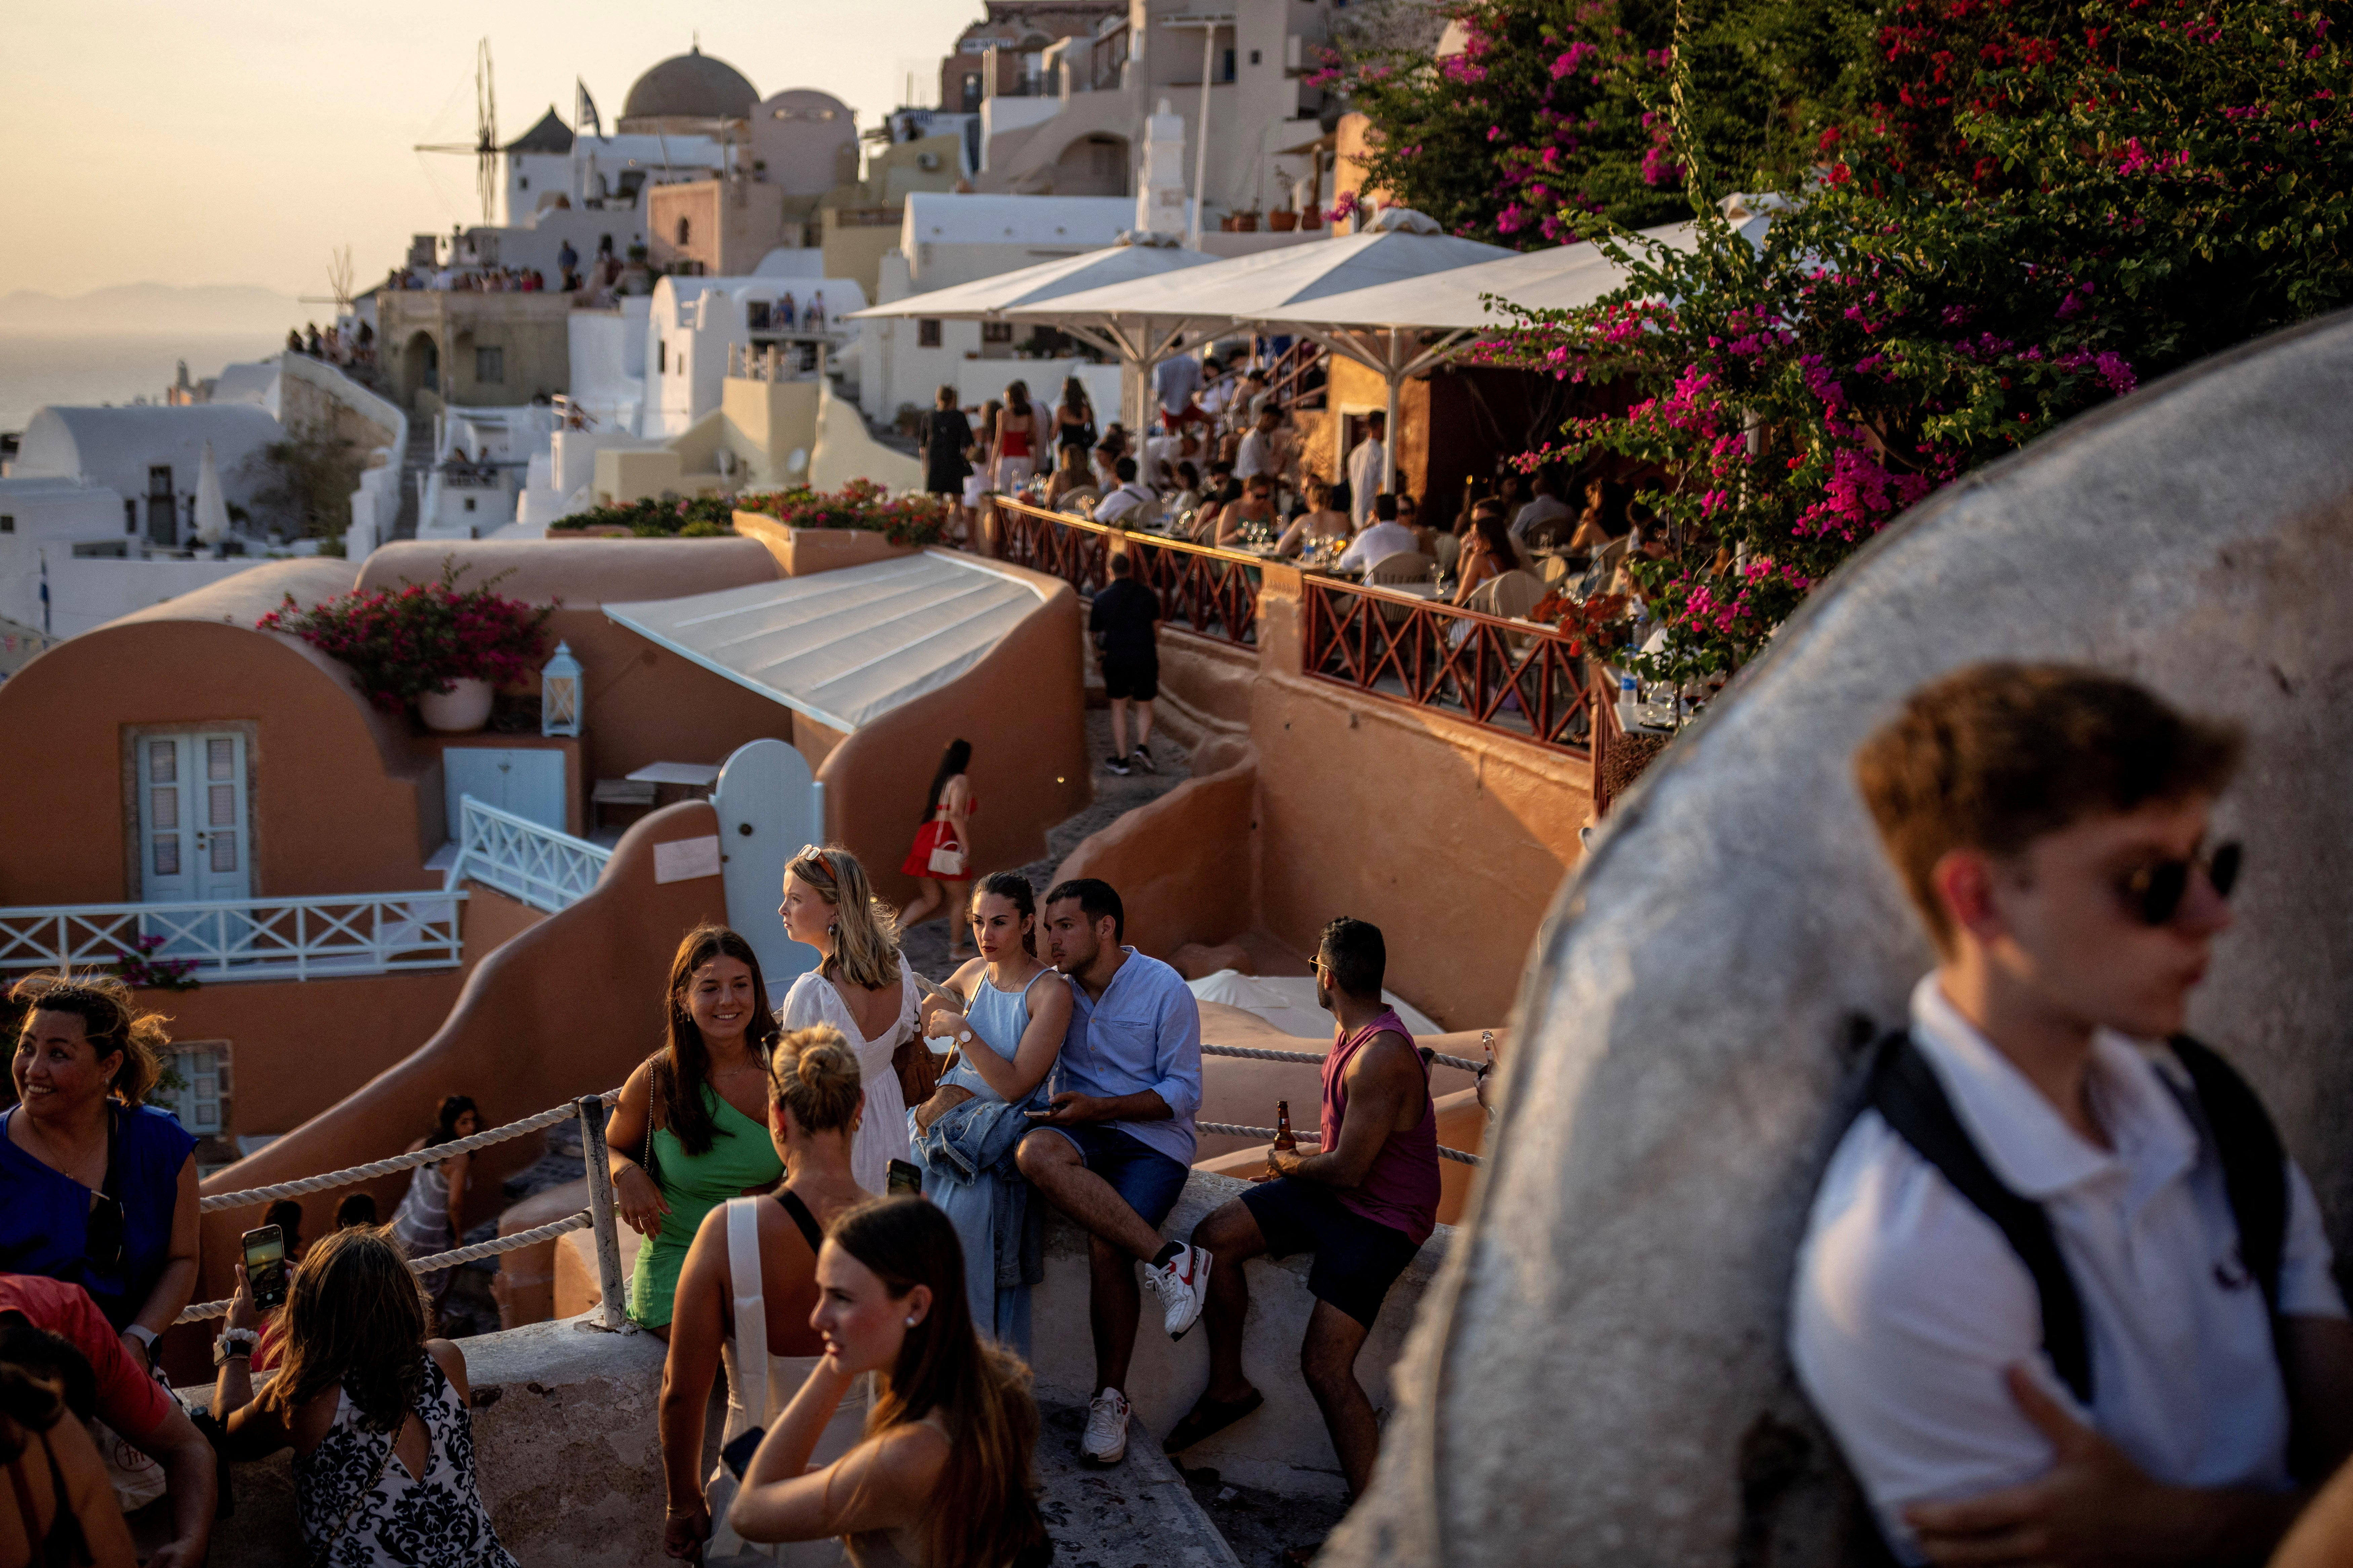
[1618,673,1639,731]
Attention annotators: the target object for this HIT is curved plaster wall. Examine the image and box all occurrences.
[187,802,737,1319]
[1323,313,2353,1566]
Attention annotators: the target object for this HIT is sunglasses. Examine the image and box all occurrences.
[2119,841,2241,926]
[86,1192,124,1275]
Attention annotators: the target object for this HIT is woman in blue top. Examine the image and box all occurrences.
[2,974,199,1374]
[911,874,1070,1354]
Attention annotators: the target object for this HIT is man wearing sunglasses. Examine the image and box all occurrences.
[1789,663,2353,1567]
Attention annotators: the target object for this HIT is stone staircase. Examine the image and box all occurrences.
[393,415,434,541]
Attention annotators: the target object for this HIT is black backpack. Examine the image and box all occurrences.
[1862,1029,2289,1404]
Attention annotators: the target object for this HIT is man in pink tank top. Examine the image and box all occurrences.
[1166,917,1439,1520]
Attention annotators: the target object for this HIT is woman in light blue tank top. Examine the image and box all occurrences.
[908,874,1072,1354]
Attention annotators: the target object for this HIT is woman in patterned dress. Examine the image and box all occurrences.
[212,1225,516,1568]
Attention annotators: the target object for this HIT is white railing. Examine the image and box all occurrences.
[443,794,611,913]
[0,892,468,983]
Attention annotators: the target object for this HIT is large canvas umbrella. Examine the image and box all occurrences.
[194,441,230,546]
[845,233,1222,430]
[1004,209,1513,488]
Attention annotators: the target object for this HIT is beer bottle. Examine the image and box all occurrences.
[1273,1099,1296,1153]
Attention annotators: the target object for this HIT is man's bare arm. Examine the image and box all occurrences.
[1272,1032,1416,1188]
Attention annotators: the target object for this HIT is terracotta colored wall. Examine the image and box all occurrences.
[1150,631,1258,747]
[1050,740,1257,962]
[1245,571,1588,1029]
[187,802,737,1322]
[818,553,1091,909]
[0,619,439,907]
[730,514,915,577]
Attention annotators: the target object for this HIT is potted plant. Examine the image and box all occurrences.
[256,560,551,732]
[1236,202,1261,233]
[1268,204,1299,232]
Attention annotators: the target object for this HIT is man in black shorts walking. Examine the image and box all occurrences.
[1091,549,1160,775]
[1166,917,1441,1513]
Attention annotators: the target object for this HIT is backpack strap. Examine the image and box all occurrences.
[1865,1031,2095,1404]
[2164,1036,2287,1314]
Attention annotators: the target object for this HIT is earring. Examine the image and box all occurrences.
[905,1316,916,1327]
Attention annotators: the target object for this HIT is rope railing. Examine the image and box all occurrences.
[179,1091,633,1333]
[1200,1041,1485,1075]
[199,1090,622,1212]
[174,1213,594,1324]
[1198,1121,1484,1166]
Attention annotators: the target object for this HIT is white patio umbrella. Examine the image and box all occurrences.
[1003,208,1514,489]
[1240,216,1775,487]
[845,232,1223,431]
[193,440,230,545]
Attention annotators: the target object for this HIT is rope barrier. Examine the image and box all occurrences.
[1198,1121,1484,1166]
[173,1212,594,1325]
[200,1090,622,1212]
[1201,1041,1485,1075]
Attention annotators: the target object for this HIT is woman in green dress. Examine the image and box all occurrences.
[605,924,786,1336]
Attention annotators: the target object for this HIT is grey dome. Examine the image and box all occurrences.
[622,47,757,122]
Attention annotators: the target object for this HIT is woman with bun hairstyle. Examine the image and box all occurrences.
[0,973,198,1371]
[660,1026,875,1564]
[607,927,787,1338]
[730,1197,1049,1568]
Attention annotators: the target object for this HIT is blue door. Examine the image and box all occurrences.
[444,748,568,840]
[712,739,826,995]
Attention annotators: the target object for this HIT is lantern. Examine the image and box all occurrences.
[541,641,582,736]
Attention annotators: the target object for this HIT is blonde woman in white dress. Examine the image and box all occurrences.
[775,848,919,1196]
[660,1026,874,1566]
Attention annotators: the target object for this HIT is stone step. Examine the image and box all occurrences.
[1036,1401,1244,1568]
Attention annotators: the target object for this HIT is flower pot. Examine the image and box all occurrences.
[1302,209,1323,230]
[418,678,495,733]
[1219,215,1238,232]
[1268,210,1299,232]
[1235,212,1261,232]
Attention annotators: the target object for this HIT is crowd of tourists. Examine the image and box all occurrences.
[15,657,2353,1566]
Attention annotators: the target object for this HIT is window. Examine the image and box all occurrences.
[148,466,173,499]
[917,318,943,348]
[163,1043,229,1136]
[124,499,138,534]
[518,175,529,190]
[1249,48,1262,65]
[464,497,477,512]
[658,340,668,373]
[0,515,12,534]
[677,217,691,245]
[475,346,505,383]
[982,321,1014,344]
[747,300,772,331]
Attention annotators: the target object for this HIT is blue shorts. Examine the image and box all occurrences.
[1039,1123,1190,1229]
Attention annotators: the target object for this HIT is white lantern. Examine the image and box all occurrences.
[541,641,582,736]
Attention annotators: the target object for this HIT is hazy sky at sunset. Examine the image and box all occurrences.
[1,0,982,303]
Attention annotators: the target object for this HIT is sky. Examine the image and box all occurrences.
[0,0,985,302]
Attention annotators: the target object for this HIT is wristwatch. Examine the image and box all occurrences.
[123,1323,158,1360]
[213,1328,260,1366]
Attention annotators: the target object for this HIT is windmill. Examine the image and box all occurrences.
[415,38,500,225]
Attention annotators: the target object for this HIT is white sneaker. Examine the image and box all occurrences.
[1144,1244,1211,1339]
[1082,1387,1131,1466]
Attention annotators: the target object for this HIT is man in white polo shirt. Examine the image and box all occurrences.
[1791,663,2353,1566]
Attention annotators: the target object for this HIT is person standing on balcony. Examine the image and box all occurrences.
[778,846,924,1190]
[1090,552,1160,776]
[1345,411,1387,532]
[0,975,197,1377]
[1168,918,1439,1530]
[1154,351,1206,432]
[659,1026,873,1564]
[989,381,1039,494]
[1015,880,1209,1470]
[897,743,976,961]
[608,927,788,1338]
[390,1096,479,1328]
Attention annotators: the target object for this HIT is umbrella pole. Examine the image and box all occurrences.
[1383,328,1401,495]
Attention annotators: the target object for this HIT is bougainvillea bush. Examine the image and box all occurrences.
[549,495,738,537]
[735,480,953,548]
[257,561,551,711]
[1461,0,2350,683]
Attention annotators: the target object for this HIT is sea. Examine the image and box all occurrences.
[0,330,289,437]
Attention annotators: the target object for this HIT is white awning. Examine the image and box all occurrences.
[603,552,1049,732]
[844,236,1220,322]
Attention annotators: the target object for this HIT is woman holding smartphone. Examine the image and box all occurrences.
[606,927,787,1338]
[658,1026,872,1564]
[212,1226,517,1568]
[910,875,1069,1354]
[729,1198,1049,1568]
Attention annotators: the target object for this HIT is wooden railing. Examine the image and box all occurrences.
[989,497,1261,648]
[1299,575,1596,760]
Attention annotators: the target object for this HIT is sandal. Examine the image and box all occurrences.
[1161,1387,1264,1453]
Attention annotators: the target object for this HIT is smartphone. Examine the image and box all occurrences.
[886,1159,923,1198]
[721,1424,765,1481]
[241,1224,289,1311]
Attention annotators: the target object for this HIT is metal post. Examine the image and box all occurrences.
[1191,24,1215,248]
[576,1095,632,1331]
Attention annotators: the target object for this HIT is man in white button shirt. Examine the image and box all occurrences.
[1791,664,2353,1566]
[1091,458,1155,526]
[1344,412,1386,532]
[1234,405,1284,484]
[1337,493,1417,573]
